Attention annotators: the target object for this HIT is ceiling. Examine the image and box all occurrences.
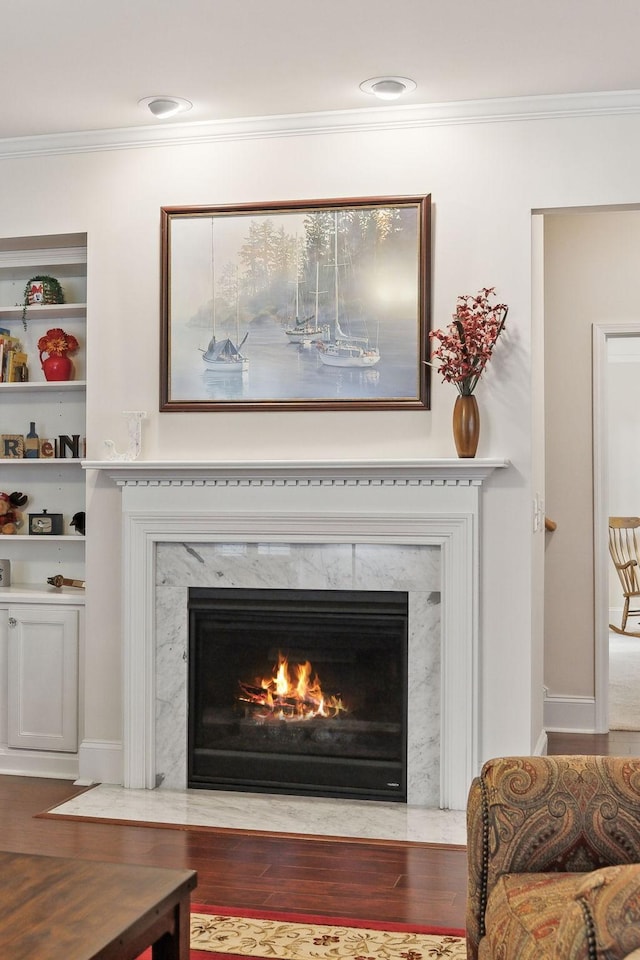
[4,0,640,142]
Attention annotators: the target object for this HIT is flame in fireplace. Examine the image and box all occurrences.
[238,652,347,721]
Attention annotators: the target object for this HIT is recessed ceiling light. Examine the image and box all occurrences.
[138,96,193,119]
[359,77,416,101]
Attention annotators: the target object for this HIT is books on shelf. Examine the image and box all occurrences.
[0,335,28,382]
[7,350,27,382]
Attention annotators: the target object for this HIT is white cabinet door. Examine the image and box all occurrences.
[7,604,79,752]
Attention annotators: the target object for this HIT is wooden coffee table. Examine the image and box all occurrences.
[0,850,197,959]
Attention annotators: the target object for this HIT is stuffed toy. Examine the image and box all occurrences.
[0,491,28,535]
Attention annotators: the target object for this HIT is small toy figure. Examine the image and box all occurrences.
[0,491,28,535]
[71,511,85,536]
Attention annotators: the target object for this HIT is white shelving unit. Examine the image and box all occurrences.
[0,233,86,595]
[0,233,87,777]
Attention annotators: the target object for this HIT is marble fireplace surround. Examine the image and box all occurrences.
[92,458,507,812]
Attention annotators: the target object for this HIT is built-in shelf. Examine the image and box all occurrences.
[0,239,86,266]
[0,459,83,467]
[0,303,86,322]
[0,583,85,604]
[0,380,86,392]
[1,535,85,542]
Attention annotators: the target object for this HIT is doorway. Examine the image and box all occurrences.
[542,208,640,737]
[594,327,640,731]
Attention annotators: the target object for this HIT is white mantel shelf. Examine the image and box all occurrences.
[83,458,509,484]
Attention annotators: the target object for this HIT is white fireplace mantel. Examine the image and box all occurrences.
[86,457,507,484]
[86,458,509,810]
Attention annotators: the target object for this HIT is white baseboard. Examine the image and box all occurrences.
[534,729,548,755]
[544,693,598,733]
[78,739,123,785]
[0,744,79,779]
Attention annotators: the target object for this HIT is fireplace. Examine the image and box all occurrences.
[188,587,408,800]
[91,457,507,810]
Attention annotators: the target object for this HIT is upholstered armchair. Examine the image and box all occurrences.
[466,755,640,960]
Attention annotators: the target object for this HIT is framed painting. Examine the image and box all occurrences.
[160,195,431,411]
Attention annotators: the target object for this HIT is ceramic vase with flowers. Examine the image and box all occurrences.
[429,287,508,458]
[38,328,79,382]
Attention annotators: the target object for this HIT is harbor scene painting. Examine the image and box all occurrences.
[160,195,430,411]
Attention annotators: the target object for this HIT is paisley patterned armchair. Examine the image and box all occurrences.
[466,756,640,960]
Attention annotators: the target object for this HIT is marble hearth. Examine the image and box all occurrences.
[91,458,507,811]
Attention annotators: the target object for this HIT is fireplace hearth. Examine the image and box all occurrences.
[188,588,408,801]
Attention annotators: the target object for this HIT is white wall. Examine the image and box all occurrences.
[4,105,640,780]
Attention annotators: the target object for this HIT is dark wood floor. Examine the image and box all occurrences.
[0,776,467,929]
[2,731,638,931]
[547,728,640,756]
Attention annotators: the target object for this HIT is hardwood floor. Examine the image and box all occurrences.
[2,732,638,932]
[0,776,467,929]
[547,729,640,755]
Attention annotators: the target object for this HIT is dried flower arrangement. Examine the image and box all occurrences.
[428,287,508,396]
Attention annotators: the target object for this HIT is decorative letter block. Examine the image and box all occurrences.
[58,435,80,459]
[39,439,55,458]
[1,435,25,458]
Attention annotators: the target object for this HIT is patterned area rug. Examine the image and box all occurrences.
[142,904,467,959]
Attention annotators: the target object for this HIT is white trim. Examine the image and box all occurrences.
[592,322,640,733]
[78,739,123,786]
[544,693,598,732]
[3,91,640,159]
[0,745,78,779]
[534,729,548,756]
[84,457,508,484]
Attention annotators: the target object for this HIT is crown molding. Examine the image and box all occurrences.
[2,90,640,160]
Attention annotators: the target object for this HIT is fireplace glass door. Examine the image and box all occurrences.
[188,588,408,801]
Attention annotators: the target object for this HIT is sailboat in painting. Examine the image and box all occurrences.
[200,222,249,372]
[201,331,248,369]
[284,313,323,344]
[316,213,380,368]
[283,256,324,343]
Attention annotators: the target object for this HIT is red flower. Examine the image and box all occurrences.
[38,328,79,357]
[428,287,508,396]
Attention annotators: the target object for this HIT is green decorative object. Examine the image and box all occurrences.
[21,275,65,330]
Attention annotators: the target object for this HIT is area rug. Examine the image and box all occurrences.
[609,632,640,730]
[139,903,466,959]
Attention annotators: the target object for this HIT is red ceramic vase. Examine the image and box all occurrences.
[41,353,73,382]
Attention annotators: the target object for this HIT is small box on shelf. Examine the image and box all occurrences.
[28,511,64,535]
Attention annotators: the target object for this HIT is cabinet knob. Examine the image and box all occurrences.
[8,618,17,628]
